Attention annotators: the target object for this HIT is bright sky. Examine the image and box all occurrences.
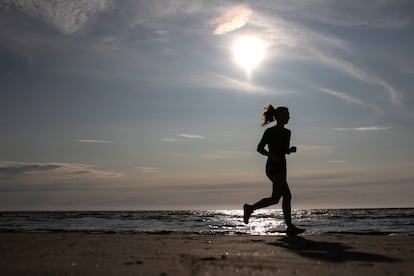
[1,0,413,210]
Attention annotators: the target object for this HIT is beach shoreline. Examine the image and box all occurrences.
[1,233,413,275]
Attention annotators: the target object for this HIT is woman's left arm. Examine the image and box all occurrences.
[286,130,296,154]
[257,130,269,156]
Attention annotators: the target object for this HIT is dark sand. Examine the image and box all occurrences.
[1,233,413,275]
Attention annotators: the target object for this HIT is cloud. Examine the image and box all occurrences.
[0,163,61,176]
[310,51,402,105]
[333,126,391,131]
[292,162,414,188]
[328,160,345,163]
[126,0,202,30]
[211,74,273,94]
[2,0,112,35]
[318,88,375,110]
[210,4,252,35]
[251,0,410,29]
[402,67,414,74]
[73,139,114,144]
[160,133,206,142]
[248,7,403,105]
[160,137,179,142]
[0,161,121,179]
[200,151,252,160]
[297,144,333,155]
[136,166,160,173]
[178,133,206,139]
[289,0,410,29]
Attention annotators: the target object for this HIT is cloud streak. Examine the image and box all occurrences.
[333,126,391,131]
[310,50,402,105]
[292,162,414,189]
[0,161,121,179]
[297,144,333,155]
[136,166,160,173]
[328,160,345,164]
[177,133,206,139]
[248,6,403,105]
[200,151,252,160]
[2,0,113,35]
[160,133,206,143]
[160,137,179,142]
[318,88,375,110]
[73,139,114,144]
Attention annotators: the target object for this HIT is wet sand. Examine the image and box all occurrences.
[0,233,413,275]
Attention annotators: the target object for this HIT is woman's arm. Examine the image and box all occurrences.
[285,130,296,154]
[257,131,269,156]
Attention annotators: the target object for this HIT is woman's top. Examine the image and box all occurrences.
[257,125,291,169]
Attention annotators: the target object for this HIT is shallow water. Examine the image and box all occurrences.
[1,208,413,235]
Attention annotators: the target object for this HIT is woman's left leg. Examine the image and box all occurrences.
[270,172,292,226]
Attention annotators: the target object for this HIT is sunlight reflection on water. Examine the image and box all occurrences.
[213,209,286,235]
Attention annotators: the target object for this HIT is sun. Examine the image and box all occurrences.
[232,36,266,77]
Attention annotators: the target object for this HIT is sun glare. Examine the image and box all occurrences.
[232,36,265,77]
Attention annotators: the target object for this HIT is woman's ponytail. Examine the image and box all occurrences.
[261,103,275,126]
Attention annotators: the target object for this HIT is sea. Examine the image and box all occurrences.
[0,208,413,236]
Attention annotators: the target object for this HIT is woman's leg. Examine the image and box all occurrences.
[251,168,282,210]
[281,182,292,226]
[244,194,280,224]
[243,172,281,223]
[269,171,292,226]
[251,194,280,210]
[273,173,305,234]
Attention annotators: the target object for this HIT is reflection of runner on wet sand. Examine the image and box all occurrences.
[243,104,305,236]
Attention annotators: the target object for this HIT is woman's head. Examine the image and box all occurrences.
[261,104,290,126]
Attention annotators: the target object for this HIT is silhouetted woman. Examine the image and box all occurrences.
[243,104,305,235]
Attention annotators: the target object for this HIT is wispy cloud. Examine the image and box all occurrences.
[248,6,403,105]
[0,161,121,179]
[160,133,206,142]
[297,144,333,155]
[176,72,274,94]
[211,74,273,94]
[178,133,206,139]
[136,166,160,173]
[2,0,113,35]
[160,137,179,142]
[287,0,410,29]
[73,139,114,144]
[318,88,375,110]
[333,126,391,131]
[200,151,252,160]
[0,163,60,176]
[402,67,414,74]
[311,51,402,105]
[292,162,414,188]
[328,160,345,164]
[127,0,202,29]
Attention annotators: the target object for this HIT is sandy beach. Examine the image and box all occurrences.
[0,233,413,275]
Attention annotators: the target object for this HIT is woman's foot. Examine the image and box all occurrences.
[243,204,253,224]
[286,224,305,236]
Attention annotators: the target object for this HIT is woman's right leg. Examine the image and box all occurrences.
[243,164,285,224]
[243,173,282,224]
[251,194,280,210]
[244,193,280,224]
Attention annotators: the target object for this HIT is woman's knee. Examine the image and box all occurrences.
[269,195,280,204]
